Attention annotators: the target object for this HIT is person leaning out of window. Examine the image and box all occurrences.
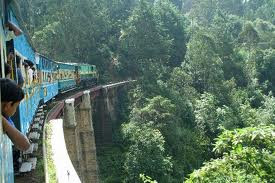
[1,78,30,151]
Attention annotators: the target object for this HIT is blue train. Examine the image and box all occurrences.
[0,1,98,182]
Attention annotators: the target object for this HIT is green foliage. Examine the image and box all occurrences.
[244,0,275,23]
[194,93,220,137]
[140,174,157,183]
[228,87,275,127]
[214,125,275,154]
[119,0,172,77]
[45,123,57,183]
[97,147,125,183]
[239,22,260,50]
[187,148,271,183]
[256,94,275,125]
[254,19,275,49]
[18,0,115,82]
[163,125,210,180]
[189,0,218,26]
[186,125,275,182]
[184,30,224,93]
[194,92,240,137]
[216,0,245,16]
[256,49,275,93]
[155,0,187,67]
[122,122,172,182]
[130,96,176,128]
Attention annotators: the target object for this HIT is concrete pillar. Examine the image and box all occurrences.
[64,99,76,128]
[63,99,82,179]
[102,88,112,144]
[106,89,117,122]
[76,90,99,183]
[94,88,120,146]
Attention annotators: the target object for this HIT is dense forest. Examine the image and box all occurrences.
[17,0,275,182]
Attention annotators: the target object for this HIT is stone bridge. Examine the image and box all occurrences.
[45,81,135,183]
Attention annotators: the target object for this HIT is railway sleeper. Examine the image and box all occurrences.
[28,132,40,140]
[23,143,38,155]
[32,123,42,131]
[19,162,32,173]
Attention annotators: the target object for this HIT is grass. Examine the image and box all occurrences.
[45,122,57,183]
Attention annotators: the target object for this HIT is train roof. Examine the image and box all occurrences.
[41,59,96,68]
[55,61,77,65]
[36,53,56,62]
[8,1,35,50]
[8,1,36,63]
[60,62,96,67]
[71,63,96,67]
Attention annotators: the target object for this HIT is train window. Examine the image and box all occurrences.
[48,73,51,82]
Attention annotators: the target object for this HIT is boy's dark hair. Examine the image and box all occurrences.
[0,78,24,104]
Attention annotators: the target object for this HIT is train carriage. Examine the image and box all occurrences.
[77,63,98,87]
[38,54,58,103]
[8,6,40,135]
[57,62,76,92]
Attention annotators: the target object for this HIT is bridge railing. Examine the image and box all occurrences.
[47,80,135,121]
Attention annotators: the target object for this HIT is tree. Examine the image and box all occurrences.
[189,0,218,26]
[244,0,275,23]
[18,0,115,82]
[186,125,275,182]
[183,30,224,93]
[140,174,157,183]
[254,19,275,49]
[256,49,275,93]
[119,0,172,77]
[239,22,260,52]
[256,94,275,125]
[209,14,247,87]
[194,93,219,138]
[216,0,244,16]
[155,0,187,67]
[122,122,172,182]
[130,96,176,128]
